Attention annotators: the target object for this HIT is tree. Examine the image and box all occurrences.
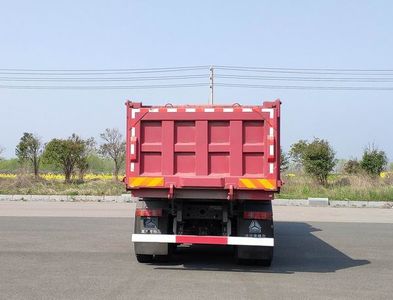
[0,146,4,160]
[76,138,96,182]
[280,148,290,172]
[15,133,43,178]
[289,138,336,185]
[289,140,308,171]
[42,134,89,183]
[360,145,388,176]
[343,159,361,175]
[99,128,125,180]
[302,139,336,185]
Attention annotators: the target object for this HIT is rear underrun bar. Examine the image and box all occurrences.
[132,234,274,247]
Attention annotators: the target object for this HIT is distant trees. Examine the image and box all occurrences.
[360,145,388,176]
[0,146,4,160]
[42,134,93,183]
[289,138,336,185]
[15,133,43,178]
[99,128,125,181]
[280,148,289,172]
[288,138,390,181]
[289,139,308,171]
[76,138,95,181]
[343,159,361,175]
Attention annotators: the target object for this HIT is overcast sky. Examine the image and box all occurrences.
[1,0,393,160]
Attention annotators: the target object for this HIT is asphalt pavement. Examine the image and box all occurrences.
[0,202,392,299]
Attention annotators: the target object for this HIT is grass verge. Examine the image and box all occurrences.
[0,174,392,201]
[279,174,393,201]
[0,176,125,196]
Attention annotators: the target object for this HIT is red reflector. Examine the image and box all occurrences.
[176,235,228,245]
[243,211,272,220]
[135,208,162,217]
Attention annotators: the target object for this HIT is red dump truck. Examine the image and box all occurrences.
[125,100,281,265]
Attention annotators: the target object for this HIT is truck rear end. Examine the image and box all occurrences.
[125,100,281,265]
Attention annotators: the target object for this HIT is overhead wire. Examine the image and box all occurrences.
[0,83,207,90]
[1,65,393,90]
[216,83,393,91]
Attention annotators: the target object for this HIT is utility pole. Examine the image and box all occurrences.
[209,65,214,105]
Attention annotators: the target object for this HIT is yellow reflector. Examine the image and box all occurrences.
[129,177,164,187]
[239,178,276,190]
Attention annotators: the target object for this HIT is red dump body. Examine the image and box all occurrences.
[125,100,281,201]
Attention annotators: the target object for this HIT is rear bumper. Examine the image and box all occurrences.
[132,234,274,247]
[130,188,275,201]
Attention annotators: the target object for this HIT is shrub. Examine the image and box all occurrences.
[343,159,361,174]
[290,138,336,185]
[360,145,388,176]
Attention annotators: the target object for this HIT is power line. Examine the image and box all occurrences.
[216,83,393,91]
[0,83,207,90]
[0,74,207,82]
[0,66,209,75]
[215,66,393,76]
[216,74,393,82]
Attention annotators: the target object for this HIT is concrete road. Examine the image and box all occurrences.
[0,202,392,299]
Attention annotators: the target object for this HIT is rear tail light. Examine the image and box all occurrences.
[135,208,162,217]
[243,211,273,220]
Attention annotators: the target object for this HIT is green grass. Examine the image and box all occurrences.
[0,177,125,196]
[279,174,393,201]
[0,154,123,174]
[1,172,392,201]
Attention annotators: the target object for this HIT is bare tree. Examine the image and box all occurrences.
[99,128,125,181]
[76,137,96,182]
[15,133,43,178]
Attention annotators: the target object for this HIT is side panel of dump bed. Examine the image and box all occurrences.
[125,101,281,200]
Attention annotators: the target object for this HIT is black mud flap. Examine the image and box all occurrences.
[236,201,274,265]
[134,199,170,256]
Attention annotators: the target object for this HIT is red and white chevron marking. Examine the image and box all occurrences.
[132,234,274,247]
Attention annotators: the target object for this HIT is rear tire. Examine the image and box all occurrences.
[136,254,153,263]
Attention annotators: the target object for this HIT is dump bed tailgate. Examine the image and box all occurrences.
[125,100,281,200]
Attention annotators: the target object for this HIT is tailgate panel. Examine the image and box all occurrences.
[125,102,281,195]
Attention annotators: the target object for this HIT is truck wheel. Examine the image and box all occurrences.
[136,254,153,263]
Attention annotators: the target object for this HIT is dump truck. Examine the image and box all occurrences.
[125,100,281,265]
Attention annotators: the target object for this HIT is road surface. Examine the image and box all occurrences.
[0,201,392,299]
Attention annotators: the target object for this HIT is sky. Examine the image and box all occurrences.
[1,0,393,160]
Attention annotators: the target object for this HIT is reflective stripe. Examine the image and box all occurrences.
[269,145,274,156]
[228,237,274,247]
[238,178,276,190]
[262,108,274,118]
[129,177,164,187]
[131,109,140,119]
[132,234,175,243]
[132,234,274,247]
